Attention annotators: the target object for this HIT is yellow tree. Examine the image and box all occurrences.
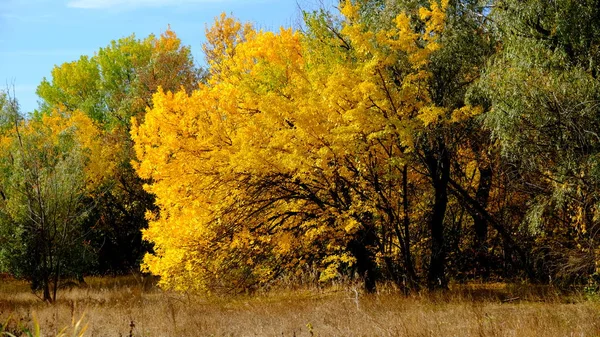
[133,0,488,292]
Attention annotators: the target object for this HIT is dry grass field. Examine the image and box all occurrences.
[0,276,599,336]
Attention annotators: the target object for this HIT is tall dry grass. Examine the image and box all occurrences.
[0,275,599,336]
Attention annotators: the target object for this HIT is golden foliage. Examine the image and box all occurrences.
[132,1,457,292]
[0,109,116,192]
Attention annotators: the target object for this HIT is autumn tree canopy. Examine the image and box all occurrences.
[1,0,599,296]
[132,0,498,292]
[35,28,202,274]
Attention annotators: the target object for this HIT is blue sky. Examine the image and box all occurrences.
[0,0,335,113]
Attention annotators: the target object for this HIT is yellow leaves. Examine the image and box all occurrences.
[274,232,294,255]
[417,106,445,126]
[451,105,484,123]
[153,25,180,53]
[418,105,485,126]
[419,0,449,38]
[390,13,420,55]
[384,0,447,69]
[304,225,332,242]
[339,0,449,66]
[64,111,117,188]
[572,205,586,234]
[344,218,361,234]
[132,0,463,292]
[340,0,359,22]
[203,13,255,73]
[465,160,480,189]
[31,109,115,190]
[319,253,356,282]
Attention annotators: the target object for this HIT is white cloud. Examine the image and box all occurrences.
[67,0,227,9]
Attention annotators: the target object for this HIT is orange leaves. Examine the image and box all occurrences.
[153,25,181,53]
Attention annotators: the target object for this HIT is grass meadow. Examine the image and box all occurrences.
[0,275,599,336]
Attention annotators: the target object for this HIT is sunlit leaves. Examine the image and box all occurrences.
[133,1,455,292]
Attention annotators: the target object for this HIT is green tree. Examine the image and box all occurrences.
[36,28,201,274]
[0,91,112,301]
[478,0,600,283]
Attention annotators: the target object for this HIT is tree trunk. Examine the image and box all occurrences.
[42,242,52,302]
[52,261,60,303]
[402,165,419,291]
[447,177,534,280]
[425,143,450,290]
[473,165,492,278]
[349,213,378,293]
[42,281,51,302]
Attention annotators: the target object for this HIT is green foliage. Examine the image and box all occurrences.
[478,0,600,282]
[35,29,202,275]
[0,91,111,301]
[36,55,104,123]
[37,29,201,128]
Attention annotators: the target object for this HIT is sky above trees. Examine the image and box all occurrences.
[0,0,332,113]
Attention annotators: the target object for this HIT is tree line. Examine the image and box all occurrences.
[2,0,600,300]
